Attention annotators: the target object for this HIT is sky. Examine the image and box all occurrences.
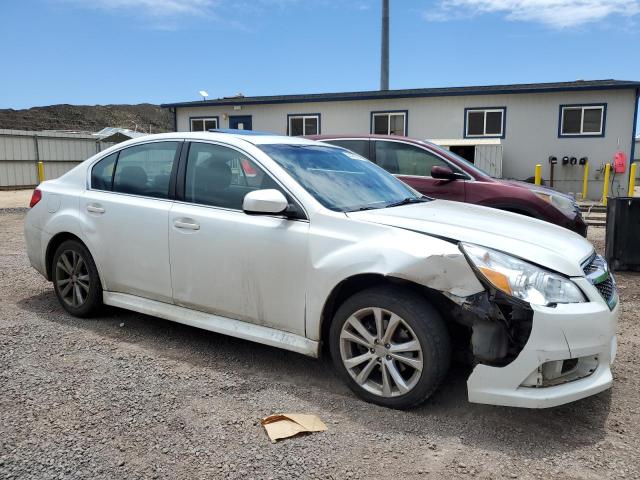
[0,0,639,113]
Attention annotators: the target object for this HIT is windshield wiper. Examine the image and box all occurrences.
[384,197,429,208]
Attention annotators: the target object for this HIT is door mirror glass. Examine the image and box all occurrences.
[431,165,466,180]
[243,189,288,215]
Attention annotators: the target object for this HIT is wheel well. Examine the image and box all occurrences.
[319,274,447,351]
[45,232,85,280]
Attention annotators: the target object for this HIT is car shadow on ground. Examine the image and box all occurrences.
[18,289,612,459]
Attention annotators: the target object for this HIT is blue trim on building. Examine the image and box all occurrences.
[558,103,607,138]
[286,113,322,136]
[463,106,506,139]
[188,115,220,131]
[161,81,640,109]
[370,110,409,136]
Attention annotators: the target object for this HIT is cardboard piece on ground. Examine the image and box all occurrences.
[260,413,328,442]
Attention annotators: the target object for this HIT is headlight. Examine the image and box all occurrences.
[533,191,577,217]
[460,243,586,306]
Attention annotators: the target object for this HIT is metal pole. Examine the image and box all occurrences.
[380,0,389,90]
[581,161,589,199]
[33,134,44,184]
[629,162,637,197]
[602,163,611,206]
[534,164,542,185]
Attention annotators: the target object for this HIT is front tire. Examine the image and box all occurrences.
[329,286,450,409]
[52,239,103,317]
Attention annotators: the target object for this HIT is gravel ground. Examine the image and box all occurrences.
[1,211,640,480]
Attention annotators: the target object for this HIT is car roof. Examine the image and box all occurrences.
[116,131,321,147]
[308,134,428,145]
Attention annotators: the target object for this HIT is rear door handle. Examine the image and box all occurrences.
[173,218,200,230]
[86,204,105,214]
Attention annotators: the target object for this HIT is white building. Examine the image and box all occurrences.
[162,79,640,200]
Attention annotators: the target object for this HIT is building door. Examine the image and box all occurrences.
[229,115,252,130]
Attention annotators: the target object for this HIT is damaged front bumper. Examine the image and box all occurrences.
[467,278,618,408]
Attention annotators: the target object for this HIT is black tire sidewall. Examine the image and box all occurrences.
[329,286,450,409]
[52,240,103,318]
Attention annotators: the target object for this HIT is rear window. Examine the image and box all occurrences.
[91,152,118,191]
[323,139,371,159]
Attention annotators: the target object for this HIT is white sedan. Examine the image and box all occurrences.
[24,131,618,409]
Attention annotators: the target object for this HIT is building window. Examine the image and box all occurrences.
[190,117,219,132]
[287,114,320,136]
[559,104,606,137]
[371,111,407,136]
[464,107,505,138]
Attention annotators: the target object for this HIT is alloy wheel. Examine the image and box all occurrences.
[339,307,424,397]
[55,250,90,308]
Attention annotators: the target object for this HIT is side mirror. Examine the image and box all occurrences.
[431,165,466,181]
[243,189,288,215]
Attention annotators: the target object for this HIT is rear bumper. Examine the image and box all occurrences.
[467,298,617,408]
[24,220,47,278]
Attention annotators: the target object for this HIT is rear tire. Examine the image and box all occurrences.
[52,239,103,317]
[329,286,450,409]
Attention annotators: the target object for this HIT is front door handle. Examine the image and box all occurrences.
[86,204,105,214]
[173,218,200,230]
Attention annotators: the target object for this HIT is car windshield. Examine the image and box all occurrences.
[259,144,427,212]
[422,141,495,178]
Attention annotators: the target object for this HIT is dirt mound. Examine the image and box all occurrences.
[0,104,173,133]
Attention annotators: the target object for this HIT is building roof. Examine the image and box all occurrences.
[94,127,147,139]
[161,79,640,109]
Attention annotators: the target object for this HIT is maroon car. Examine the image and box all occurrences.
[309,135,587,236]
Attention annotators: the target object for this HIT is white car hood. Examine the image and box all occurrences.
[347,200,593,277]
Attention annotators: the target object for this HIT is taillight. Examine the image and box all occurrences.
[29,188,42,208]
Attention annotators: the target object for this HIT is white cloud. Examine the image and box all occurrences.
[81,0,218,16]
[425,0,640,28]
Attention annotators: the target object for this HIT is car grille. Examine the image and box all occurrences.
[582,254,617,309]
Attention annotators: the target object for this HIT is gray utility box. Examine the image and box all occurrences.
[605,197,640,271]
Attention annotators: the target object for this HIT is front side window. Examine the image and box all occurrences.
[190,117,219,132]
[560,105,605,136]
[288,115,320,136]
[260,144,424,212]
[91,152,118,190]
[465,108,505,137]
[375,141,451,177]
[185,142,281,210]
[112,142,179,198]
[371,111,406,136]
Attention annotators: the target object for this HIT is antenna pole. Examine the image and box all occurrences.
[380,0,389,90]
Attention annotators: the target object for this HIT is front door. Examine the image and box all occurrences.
[168,141,309,335]
[229,115,252,131]
[373,140,466,202]
[81,140,181,303]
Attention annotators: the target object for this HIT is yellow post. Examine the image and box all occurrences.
[534,164,542,185]
[37,161,45,184]
[629,162,637,197]
[602,163,611,206]
[581,161,589,200]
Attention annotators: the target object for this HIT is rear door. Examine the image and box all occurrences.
[373,140,466,201]
[81,140,181,303]
[168,141,309,335]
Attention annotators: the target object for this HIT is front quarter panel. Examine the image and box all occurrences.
[305,211,485,340]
